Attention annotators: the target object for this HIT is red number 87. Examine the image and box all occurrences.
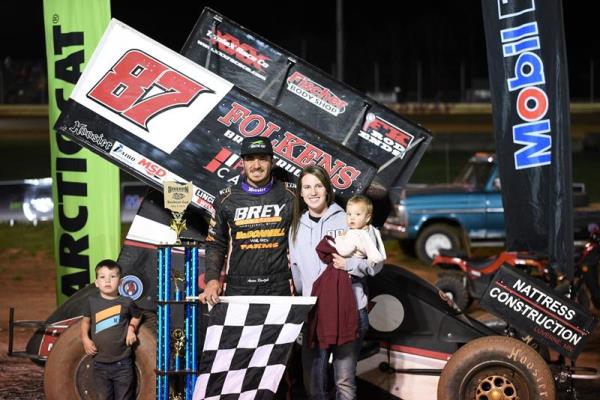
[87,49,212,130]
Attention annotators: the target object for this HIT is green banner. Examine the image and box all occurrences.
[43,0,120,305]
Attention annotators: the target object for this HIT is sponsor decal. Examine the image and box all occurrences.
[359,113,414,158]
[197,29,271,81]
[203,147,244,186]
[217,102,361,190]
[137,158,167,179]
[119,274,144,300]
[204,147,242,175]
[111,143,195,200]
[110,141,140,166]
[235,228,285,239]
[87,49,213,131]
[110,142,185,186]
[495,2,551,169]
[193,186,216,216]
[286,71,348,116]
[240,242,279,250]
[234,204,285,226]
[59,120,113,152]
[480,266,597,359]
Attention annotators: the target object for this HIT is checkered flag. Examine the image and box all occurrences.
[193,296,316,400]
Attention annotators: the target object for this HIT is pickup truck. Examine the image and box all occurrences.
[382,152,600,264]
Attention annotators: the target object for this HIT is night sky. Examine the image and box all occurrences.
[2,1,598,100]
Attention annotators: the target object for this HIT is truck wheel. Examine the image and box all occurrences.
[435,274,470,311]
[44,320,156,400]
[437,336,556,400]
[416,224,463,264]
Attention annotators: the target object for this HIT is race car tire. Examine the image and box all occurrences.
[435,274,470,311]
[437,336,556,400]
[44,320,156,400]
[416,223,464,264]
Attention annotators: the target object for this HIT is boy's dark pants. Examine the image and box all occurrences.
[93,357,135,400]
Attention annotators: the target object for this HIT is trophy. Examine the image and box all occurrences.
[163,181,193,245]
[157,226,200,400]
[171,329,185,370]
[172,270,185,301]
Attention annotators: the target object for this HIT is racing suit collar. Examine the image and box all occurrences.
[241,177,274,196]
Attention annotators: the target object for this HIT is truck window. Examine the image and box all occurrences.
[453,162,493,189]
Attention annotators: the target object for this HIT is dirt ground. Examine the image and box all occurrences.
[0,245,599,399]
[0,248,54,400]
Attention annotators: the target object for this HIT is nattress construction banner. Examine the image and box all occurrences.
[54,20,378,220]
[181,8,432,188]
[480,266,597,359]
[481,0,574,277]
[43,0,120,305]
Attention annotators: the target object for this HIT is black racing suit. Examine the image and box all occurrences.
[204,179,296,295]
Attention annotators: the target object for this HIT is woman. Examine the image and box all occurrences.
[289,165,383,400]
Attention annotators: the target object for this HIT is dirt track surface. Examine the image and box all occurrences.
[0,248,53,399]
[0,244,599,399]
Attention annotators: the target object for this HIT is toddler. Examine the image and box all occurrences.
[330,195,386,265]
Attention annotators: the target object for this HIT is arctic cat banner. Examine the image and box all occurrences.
[481,0,574,277]
[43,0,120,305]
[480,266,597,359]
[181,8,432,188]
[54,20,378,220]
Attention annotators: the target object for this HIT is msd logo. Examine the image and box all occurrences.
[138,158,166,178]
[87,50,213,130]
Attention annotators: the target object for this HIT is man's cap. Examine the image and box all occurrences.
[240,137,273,157]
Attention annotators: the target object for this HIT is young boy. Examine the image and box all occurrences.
[81,259,142,400]
[330,195,386,265]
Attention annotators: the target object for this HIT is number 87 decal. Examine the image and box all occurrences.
[87,49,213,130]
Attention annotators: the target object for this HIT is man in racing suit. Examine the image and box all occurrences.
[199,136,296,304]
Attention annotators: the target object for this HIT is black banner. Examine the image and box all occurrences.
[181,8,432,188]
[54,20,377,219]
[480,266,597,359]
[481,0,574,277]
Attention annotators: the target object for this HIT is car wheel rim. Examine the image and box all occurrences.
[425,233,452,258]
[475,374,517,400]
[462,366,529,400]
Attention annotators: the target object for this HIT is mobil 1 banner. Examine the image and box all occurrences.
[54,20,377,218]
[182,7,432,188]
[480,266,597,359]
[481,0,574,276]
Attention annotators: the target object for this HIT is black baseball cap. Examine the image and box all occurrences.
[240,137,273,157]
